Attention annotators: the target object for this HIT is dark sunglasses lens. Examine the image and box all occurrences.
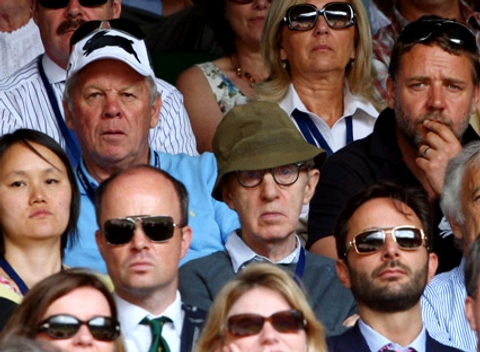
[355,230,385,253]
[104,219,135,245]
[271,310,304,333]
[38,0,69,8]
[394,228,423,249]
[39,0,107,8]
[88,317,119,341]
[288,5,318,31]
[141,217,175,242]
[227,314,264,337]
[44,316,80,339]
[324,3,354,28]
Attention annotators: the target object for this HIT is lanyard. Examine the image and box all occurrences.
[293,248,306,285]
[38,56,81,163]
[292,109,353,156]
[0,257,29,295]
[77,151,161,204]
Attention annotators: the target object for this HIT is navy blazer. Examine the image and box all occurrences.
[327,323,463,352]
[181,304,206,352]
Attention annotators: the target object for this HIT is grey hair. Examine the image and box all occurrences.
[465,235,480,297]
[440,141,480,225]
[63,71,159,111]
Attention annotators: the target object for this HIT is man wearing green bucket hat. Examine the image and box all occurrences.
[179,101,357,337]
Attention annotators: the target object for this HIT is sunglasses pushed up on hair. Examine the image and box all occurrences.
[226,310,306,337]
[283,2,356,31]
[397,18,477,53]
[37,315,120,341]
[102,215,183,246]
[39,0,108,9]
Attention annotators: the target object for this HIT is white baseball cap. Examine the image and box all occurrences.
[67,20,155,80]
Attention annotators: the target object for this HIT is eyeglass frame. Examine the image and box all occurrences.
[344,225,428,258]
[282,3,356,31]
[234,162,307,188]
[102,215,184,246]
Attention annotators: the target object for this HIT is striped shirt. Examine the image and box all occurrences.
[421,258,477,352]
[0,54,198,157]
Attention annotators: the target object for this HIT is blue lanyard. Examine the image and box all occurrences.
[77,151,161,204]
[0,257,29,295]
[38,56,81,164]
[293,248,306,285]
[292,109,353,156]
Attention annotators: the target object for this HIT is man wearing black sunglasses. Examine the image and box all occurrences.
[308,16,480,274]
[179,101,358,338]
[0,0,197,163]
[329,181,461,352]
[95,165,206,352]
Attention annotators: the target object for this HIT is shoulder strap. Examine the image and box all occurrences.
[180,304,207,352]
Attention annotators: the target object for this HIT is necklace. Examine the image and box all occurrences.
[232,56,256,88]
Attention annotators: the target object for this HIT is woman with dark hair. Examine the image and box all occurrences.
[176,0,270,153]
[1,270,124,352]
[0,129,80,329]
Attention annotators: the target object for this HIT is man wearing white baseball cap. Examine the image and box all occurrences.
[62,20,239,274]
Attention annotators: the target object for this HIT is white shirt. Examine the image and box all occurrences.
[0,18,44,79]
[0,54,198,158]
[279,83,378,153]
[115,291,184,352]
[358,318,426,352]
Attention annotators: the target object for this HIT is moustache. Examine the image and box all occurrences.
[372,260,412,278]
[414,112,453,129]
[57,19,86,36]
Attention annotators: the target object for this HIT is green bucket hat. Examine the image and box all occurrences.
[212,101,326,200]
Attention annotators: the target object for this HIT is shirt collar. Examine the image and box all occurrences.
[114,291,184,338]
[41,54,67,85]
[279,83,377,121]
[225,231,301,273]
[358,318,426,352]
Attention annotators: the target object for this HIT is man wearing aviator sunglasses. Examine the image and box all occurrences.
[95,165,206,352]
[329,181,461,352]
[179,101,358,338]
[0,0,197,165]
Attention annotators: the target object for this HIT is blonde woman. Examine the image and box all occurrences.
[196,262,327,352]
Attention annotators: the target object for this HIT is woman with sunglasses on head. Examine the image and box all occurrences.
[1,270,124,352]
[196,262,327,352]
[258,0,379,157]
[0,129,79,330]
[176,0,270,153]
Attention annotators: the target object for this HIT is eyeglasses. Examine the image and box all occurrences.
[226,310,306,337]
[102,215,183,246]
[229,0,272,4]
[37,315,120,341]
[236,163,306,188]
[70,19,145,48]
[38,0,108,9]
[344,226,426,257]
[397,19,477,53]
[283,3,356,31]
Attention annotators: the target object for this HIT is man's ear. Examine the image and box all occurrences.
[95,230,106,260]
[336,259,352,289]
[149,94,162,129]
[386,77,396,109]
[303,169,319,205]
[179,225,193,260]
[426,253,439,283]
[447,215,464,241]
[64,101,75,130]
[465,296,478,332]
